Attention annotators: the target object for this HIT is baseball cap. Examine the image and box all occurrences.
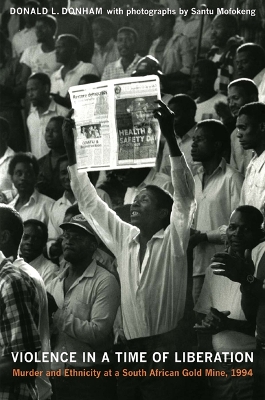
[131,55,163,77]
[60,214,101,245]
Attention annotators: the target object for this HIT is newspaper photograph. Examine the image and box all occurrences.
[69,75,161,172]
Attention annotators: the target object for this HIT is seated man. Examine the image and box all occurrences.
[50,34,99,108]
[20,219,59,287]
[211,233,265,400]
[62,101,196,400]
[101,27,141,81]
[207,14,244,94]
[192,59,227,122]
[26,73,68,159]
[228,78,259,176]
[47,214,120,400]
[159,94,200,176]
[37,116,66,200]
[8,152,55,225]
[190,119,243,302]
[91,17,119,77]
[0,204,51,400]
[20,15,60,84]
[235,43,265,90]
[149,9,194,78]
[195,205,264,400]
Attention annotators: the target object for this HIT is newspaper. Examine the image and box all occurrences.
[68,75,161,172]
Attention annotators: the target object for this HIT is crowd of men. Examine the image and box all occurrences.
[0,0,265,399]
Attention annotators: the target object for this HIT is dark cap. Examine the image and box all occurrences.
[131,55,163,77]
[60,214,101,245]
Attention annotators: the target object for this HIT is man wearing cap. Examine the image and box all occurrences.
[47,214,120,400]
[62,101,196,399]
[101,27,141,81]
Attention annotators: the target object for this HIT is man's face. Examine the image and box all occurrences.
[55,38,70,64]
[211,17,231,47]
[35,20,53,43]
[20,224,45,262]
[191,66,214,94]
[92,22,108,46]
[228,86,252,117]
[117,31,136,58]
[152,15,164,37]
[11,162,36,195]
[168,102,185,131]
[227,211,260,255]
[236,114,263,150]
[45,120,63,149]
[59,160,71,191]
[62,226,94,263]
[235,51,256,79]
[27,79,48,106]
[130,188,162,229]
[191,127,215,162]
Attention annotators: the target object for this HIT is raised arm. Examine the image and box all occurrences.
[154,101,196,253]
[62,112,135,257]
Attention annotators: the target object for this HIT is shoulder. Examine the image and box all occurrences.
[36,191,55,205]
[94,264,120,290]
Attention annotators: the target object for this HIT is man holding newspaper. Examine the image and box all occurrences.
[62,100,196,400]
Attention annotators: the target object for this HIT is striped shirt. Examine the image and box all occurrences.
[0,253,41,400]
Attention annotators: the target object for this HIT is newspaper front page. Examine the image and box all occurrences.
[69,75,161,171]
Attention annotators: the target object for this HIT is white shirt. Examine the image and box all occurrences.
[69,156,196,339]
[92,39,120,77]
[123,167,173,205]
[240,150,265,215]
[47,260,120,368]
[12,27,37,58]
[9,189,55,225]
[0,146,15,191]
[20,43,61,77]
[193,159,243,276]
[257,71,265,103]
[195,93,227,122]
[30,253,59,287]
[230,128,253,176]
[101,55,141,81]
[50,61,99,97]
[27,98,68,159]
[159,125,201,176]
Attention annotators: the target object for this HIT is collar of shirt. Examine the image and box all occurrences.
[58,191,76,206]
[30,97,58,116]
[131,227,165,244]
[197,157,226,177]
[94,38,116,54]
[0,146,15,166]
[12,188,40,207]
[249,150,265,172]
[0,251,6,265]
[57,61,83,79]
[58,258,98,283]
[116,54,141,71]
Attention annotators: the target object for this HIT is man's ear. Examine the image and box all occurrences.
[259,122,265,133]
[158,208,170,221]
[87,239,98,253]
